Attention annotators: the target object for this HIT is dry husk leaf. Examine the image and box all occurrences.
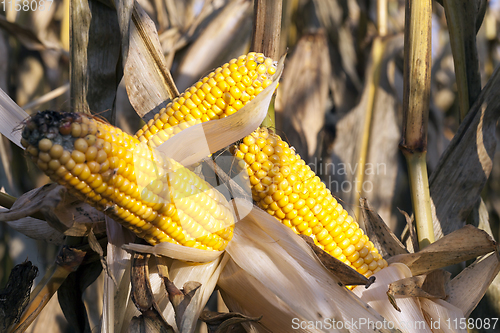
[0,87,30,149]
[361,198,408,257]
[0,183,105,239]
[298,234,372,287]
[418,298,466,333]
[430,64,500,238]
[0,15,60,51]
[388,225,496,276]
[445,251,500,317]
[101,217,135,333]
[353,263,466,333]
[125,3,178,118]
[221,206,398,333]
[123,243,222,263]
[275,29,331,163]
[388,269,450,300]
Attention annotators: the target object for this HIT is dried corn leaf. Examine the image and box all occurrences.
[130,253,154,312]
[218,258,308,333]
[156,55,284,166]
[327,35,404,230]
[430,65,500,239]
[312,0,361,92]
[446,252,500,317]
[113,0,135,63]
[388,269,449,299]
[129,309,174,332]
[101,217,135,333]
[361,198,408,258]
[200,311,261,333]
[275,30,330,163]
[298,234,372,287]
[0,183,105,235]
[70,0,92,113]
[224,207,398,333]
[157,255,225,333]
[419,298,466,333]
[57,260,103,333]
[0,87,30,149]
[85,0,122,122]
[0,15,59,51]
[353,264,436,332]
[174,0,253,92]
[125,3,178,118]
[387,225,496,276]
[123,243,222,263]
[442,0,481,119]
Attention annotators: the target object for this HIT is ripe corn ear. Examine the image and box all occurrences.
[21,111,234,250]
[232,127,388,277]
[135,52,277,147]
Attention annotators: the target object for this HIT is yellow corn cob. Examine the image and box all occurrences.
[135,52,277,148]
[21,111,233,250]
[232,127,388,277]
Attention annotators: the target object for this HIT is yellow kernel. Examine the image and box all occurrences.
[229,86,242,100]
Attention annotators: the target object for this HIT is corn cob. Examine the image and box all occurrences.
[21,111,234,250]
[232,127,388,277]
[136,52,278,148]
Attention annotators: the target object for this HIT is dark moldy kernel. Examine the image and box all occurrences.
[21,111,81,148]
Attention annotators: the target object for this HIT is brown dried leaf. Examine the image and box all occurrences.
[430,65,500,238]
[327,35,404,230]
[446,251,500,317]
[130,308,175,333]
[200,310,262,333]
[164,278,201,331]
[421,269,450,299]
[0,183,105,238]
[173,0,252,92]
[388,270,450,299]
[275,30,331,163]
[70,0,91,113]
[131,253,155,312]
[85,0,122,122]
[361,198,408,257]
[0,16,60,51]
[125,3,178,118]
[298,234,372,287]
[388,225,496,275]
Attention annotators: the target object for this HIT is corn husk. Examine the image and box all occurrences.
[353,263,466,333]
[388,225,496,276]
[0,87,30,148]
[446,252,500,317]
[220,206,398,333]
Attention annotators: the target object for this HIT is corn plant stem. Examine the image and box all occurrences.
[352,37,385,221]
[401,0,434,248]
[377,0,388,37]
[251,0,282,129]
[442,0,481,122]
[404,152,434,248]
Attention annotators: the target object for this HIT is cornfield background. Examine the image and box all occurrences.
[1,0,500,332]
